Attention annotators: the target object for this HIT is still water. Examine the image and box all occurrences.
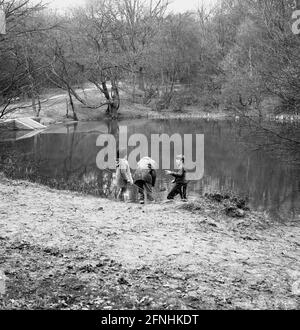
[0,118,299,221]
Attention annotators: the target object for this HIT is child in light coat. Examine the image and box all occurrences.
[115,149,133,201]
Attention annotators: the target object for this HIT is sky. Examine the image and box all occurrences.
[46,0,218,12]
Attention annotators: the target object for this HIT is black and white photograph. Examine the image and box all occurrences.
[0,0,299,315]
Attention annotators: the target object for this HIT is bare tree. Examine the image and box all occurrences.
[0,0,60,119]
[64,0,169,117]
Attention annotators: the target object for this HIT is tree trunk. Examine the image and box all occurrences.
[101,81,111,115]
[111,80,120,110]
[101,80,120,119]
[67,88,78,121]
[37,96,41,117]
[160,69,164,97]
[249,47,253,78]
[31,95,37,114]
[138,67,145,91]
[65,98,69,118]
[132,71,136,102]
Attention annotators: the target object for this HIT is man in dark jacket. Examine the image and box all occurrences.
[134,157,157,204]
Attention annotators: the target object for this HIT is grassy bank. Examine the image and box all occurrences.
[0,174,299,310]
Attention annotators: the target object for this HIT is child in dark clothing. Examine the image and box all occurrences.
[165,155,188,201]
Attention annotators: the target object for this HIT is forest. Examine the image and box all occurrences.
[0,0,299,119]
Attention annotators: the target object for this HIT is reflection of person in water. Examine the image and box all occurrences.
[134,157,157,204]
[115,149,133,201]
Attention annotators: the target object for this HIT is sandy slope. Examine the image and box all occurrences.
[0,175,299,310]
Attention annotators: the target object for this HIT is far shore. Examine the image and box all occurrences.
[1,86,299,128]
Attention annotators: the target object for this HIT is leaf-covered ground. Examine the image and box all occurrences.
[0,175,299,310]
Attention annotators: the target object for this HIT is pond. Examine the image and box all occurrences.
[0,118,299,222]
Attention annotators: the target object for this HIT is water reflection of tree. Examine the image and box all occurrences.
[58,121,119,196]
[237,119,300,165]
[0,121,115,196]
[222,119,300,220]
[63,122,78,181]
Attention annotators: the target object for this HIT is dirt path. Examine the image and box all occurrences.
[0,175,299,310]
